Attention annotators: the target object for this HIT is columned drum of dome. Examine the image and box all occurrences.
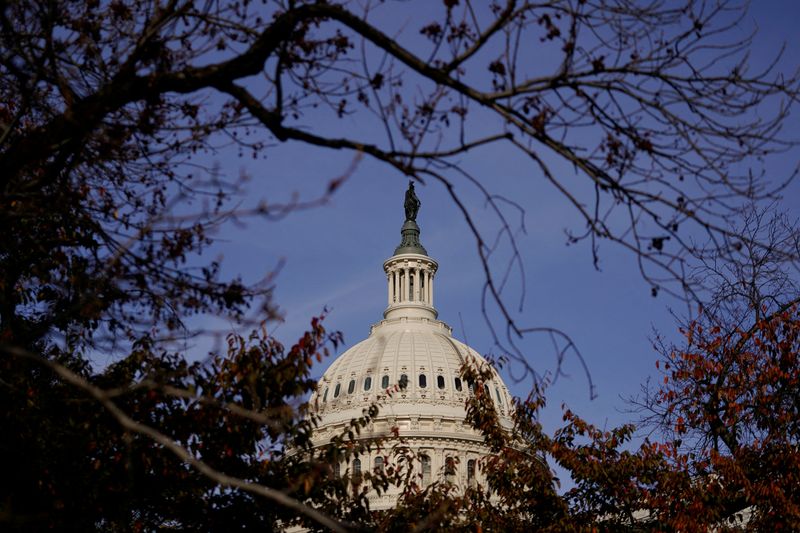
[383,253,438,320]
[310,183,513,510]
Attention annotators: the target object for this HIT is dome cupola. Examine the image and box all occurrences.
[383,182,439,321]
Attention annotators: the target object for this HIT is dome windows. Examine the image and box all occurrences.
[420,454,431,486]
[467,459,476,486]
[325,369,501,401]
[444,456,456,484]
[352,458,362,485]
[374,456,384,473]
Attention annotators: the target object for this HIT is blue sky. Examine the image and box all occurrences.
[184,1,800,439]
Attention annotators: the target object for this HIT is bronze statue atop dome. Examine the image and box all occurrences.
[394,181,427,255]
[404,181,420,221]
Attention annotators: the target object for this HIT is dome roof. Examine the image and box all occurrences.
[311,315,514,427]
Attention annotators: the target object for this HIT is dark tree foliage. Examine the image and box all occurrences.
[0,317,358,530]
[1,0,799,531]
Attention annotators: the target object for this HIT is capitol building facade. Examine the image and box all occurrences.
[309,185,514,509]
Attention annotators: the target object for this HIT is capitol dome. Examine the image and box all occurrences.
[310,184,514,510]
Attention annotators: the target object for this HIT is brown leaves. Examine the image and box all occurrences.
[370,72,384,90]
[537,13,561,41]
[530,109,548,135]
[419,22,443,41]
[643,306,800,526]
[488,59,506,77]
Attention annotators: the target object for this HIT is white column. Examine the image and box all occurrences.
[401,268,407,302]
[393,271,398,303]
[387,272,392,306]
[412,268,418,302]
[435,449,444,483]
[424,270,430,304]
[429,273,434,308]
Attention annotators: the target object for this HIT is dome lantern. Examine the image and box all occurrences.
[383,182,438,320]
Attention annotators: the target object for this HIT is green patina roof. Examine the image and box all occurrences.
[394,219,427,256]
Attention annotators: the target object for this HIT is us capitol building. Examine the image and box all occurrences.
[309,183,514,510]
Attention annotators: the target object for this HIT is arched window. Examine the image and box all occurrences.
[348,379,356,394]
[444,456,456,484]
[420,454,431,486]
[381,375,389,389]
[374,456,384,474]
[322,388,328,402]
[333,461,341,479]
[399,374,408,389]
[454,377,463,392]
[437,375,445,389]
[418,374,427,388]
[352,458,362,485]
[364,376,372,391]
[467,459,476,486]
[495,387,503,407]
[334,383,341,398]
[483,383,490,397]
